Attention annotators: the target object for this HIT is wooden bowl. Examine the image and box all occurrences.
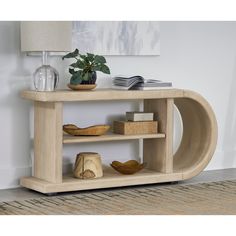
[110,160,146,175]
[67,84,97,90]
[63,124,110,136]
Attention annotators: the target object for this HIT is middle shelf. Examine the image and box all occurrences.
[63,132,166,144]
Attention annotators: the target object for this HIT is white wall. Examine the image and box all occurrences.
[0,21,236,189]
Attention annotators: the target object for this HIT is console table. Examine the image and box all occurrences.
[20,89,217,194]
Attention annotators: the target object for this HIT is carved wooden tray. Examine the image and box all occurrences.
[63,124,110,136]
[110,160,146,175]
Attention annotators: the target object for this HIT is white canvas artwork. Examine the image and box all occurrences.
[72,21,160,55]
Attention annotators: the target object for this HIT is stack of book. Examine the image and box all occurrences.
[112,75,172,90]
[113,112,158,135]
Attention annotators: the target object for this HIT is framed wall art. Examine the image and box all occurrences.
[72,21,160,56]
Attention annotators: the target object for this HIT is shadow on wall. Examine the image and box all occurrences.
[0,21,32,184]
[222,56,236,168]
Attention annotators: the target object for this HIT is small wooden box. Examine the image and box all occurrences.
[113,121,158,135]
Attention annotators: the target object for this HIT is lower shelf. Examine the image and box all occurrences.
[20,167,183,194]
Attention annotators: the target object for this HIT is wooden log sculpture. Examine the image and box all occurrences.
[74,152,103,179]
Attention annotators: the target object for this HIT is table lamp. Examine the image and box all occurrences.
[21,21,72,91]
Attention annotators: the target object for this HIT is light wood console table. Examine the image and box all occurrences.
[20,89,217,194]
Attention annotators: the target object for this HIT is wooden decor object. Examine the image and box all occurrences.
[113,120,158,135]
[63,124,110,136]
[74,152,103,179]
[20,89,218,194]
[110,160,146,175]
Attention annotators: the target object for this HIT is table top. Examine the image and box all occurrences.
[20,88,185,102]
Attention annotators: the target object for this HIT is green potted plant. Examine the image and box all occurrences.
[62,48,110,90]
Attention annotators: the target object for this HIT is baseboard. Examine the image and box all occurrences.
[0,166,32,190]
[0,162,88,190]
[205,149,236,170]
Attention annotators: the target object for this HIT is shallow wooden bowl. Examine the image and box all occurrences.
[110,160,146,175]
[63,124,110,136]
[67,84,97,90]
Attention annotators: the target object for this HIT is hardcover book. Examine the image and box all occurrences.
[126,112,154,121]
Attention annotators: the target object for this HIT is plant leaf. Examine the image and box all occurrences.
[75,60,86,69]
[100,64,110,74]
[80,54,90,63]
[94,55,106,64]
[80,54,86,59]
[92,65,102,71]
[87,53,95,62]
[70,71,82,85]
[70,63,77,68]
[62,49,79,60]
[69,68,76,75]
[82,72,90,81]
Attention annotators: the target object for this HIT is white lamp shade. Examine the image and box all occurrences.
[20,21,72,52]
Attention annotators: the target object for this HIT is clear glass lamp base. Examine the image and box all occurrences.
[34,65,59,92]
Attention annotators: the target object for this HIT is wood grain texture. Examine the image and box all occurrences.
[63,133,166,143]
[34,101,63,183]
[63,124,110,136]
[110,160,146,175]
[20,168,183,193]
[20,89,184,102]
[143,98,174,173]
[20,89,218,194]
[173,90,218,179]
[74,152,103,179]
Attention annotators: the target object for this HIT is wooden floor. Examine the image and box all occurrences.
[0,168,236,202]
